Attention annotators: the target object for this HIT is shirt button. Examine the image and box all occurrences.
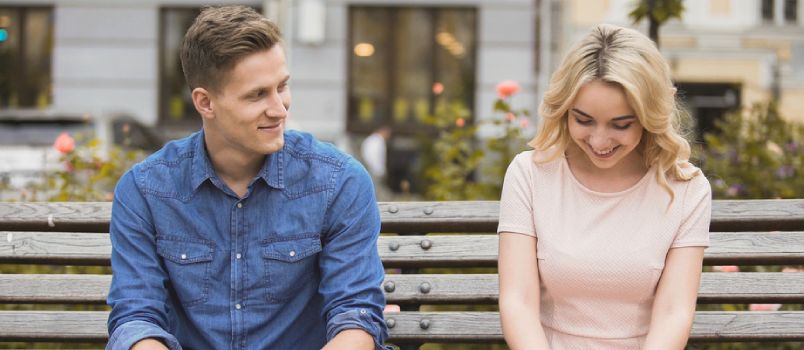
[180,254,187,260]
[289,250,296,257]
[235,304,242,310]
[236,253,242,259]
[360,309,367,315]
[237,203,243,208]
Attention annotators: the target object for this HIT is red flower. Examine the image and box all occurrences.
[496,80,521,99]
[713,265,739,272]
[455,117,465,128]
[53,132,75,154]
[749,304,781,311]
[432,82,444,95]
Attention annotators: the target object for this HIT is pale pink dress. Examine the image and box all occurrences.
[498,150,711,349]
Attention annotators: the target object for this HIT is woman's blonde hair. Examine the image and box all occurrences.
[529,23,699,201]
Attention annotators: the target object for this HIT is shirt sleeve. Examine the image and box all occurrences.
[319,157,390,349]
[106,320,181,350]
[498,152,537,237]
[671,174,712,248]
[106,170,180,349]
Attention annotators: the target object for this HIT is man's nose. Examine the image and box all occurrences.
[265,93,288,119]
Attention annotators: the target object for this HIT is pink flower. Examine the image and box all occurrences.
[713,265,740,272]
[53,132,75,154]
[496,80,521,99]
[384,304,401,313]
[505,112,515,122]
[519,117,529,129]
[749,304,782,311]
[432,82,444,95]
[455,117,465,128]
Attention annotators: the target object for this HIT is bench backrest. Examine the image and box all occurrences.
[1,200,803,345]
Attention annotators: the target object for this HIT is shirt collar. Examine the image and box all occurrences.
[190,130,285,191]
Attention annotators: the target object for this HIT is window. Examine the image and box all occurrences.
[784,0,798,22]
[347,7,477,135]
[761,0,798,23]
[676,83,741,142]
[762,0,774,21]
[159,7,201,126]
[0,6,53,109]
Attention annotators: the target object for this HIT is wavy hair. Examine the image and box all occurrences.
[529,23,699,202]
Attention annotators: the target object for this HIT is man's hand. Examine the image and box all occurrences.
[322,329,374,350]
[131,338,169,350]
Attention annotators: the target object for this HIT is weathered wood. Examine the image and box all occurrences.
[0,202,111,233]
[0,274,111,304]
[3,232,803,266]
[0,311,108,342]
[0,231,111,265]
[3,272,802,305]
[2,200,803,233]
[1,311,802,343]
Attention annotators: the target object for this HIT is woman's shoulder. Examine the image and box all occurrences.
[670,162,712,195]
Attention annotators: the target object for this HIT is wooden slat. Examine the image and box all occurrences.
[1,311,802,343]
[0,275,110,304]
[2,199,803,233]
[0,311,108,342]
[0,203,111,233]
[385,311,804,343]
[3,273,802,305]
[3,232,804,266]
[0,231,111,265]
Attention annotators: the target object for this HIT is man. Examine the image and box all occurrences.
[359,126,392,200]
[106,6,388,349]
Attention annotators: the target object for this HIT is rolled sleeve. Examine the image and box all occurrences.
[326,309,391,350]
[107,170,176,347]
[319,158,389,348]
[106,320,181,350]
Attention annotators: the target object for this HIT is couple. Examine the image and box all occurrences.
[107,6,710,350]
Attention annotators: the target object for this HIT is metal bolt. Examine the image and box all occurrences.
[423,207,434,215]
[420,239,432,250]
[389,241,400,251]
[419,319,431,330]
[388,205,399,214]
[386,318,396,328]
[384,281,396,293]
[419,282,431,294]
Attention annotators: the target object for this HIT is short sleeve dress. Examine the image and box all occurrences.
[497,150,711,349]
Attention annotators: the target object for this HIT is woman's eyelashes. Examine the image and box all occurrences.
[573,117,632,130]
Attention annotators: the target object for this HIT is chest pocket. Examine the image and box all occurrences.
[262,235,322,302]
[156,237,215,307]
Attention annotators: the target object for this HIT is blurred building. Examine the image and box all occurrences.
[564,0,804,139]
[0,0,550,193]
[0,0,801,189]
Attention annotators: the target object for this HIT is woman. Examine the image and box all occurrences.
[497,24,711,349]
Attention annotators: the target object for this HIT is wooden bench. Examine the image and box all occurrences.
[1,200,803,348]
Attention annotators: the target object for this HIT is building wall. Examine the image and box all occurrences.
[2,0,538,148]
[290,0,537,146]
[563,0,804,122]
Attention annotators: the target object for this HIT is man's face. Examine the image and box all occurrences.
[206,45,290,157]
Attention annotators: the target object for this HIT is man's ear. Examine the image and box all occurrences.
[192,87,215,121]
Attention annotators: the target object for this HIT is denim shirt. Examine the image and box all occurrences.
[106,130,389,349]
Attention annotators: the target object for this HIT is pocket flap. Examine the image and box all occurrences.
[262,236,322,262]
[157,238,214,264]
